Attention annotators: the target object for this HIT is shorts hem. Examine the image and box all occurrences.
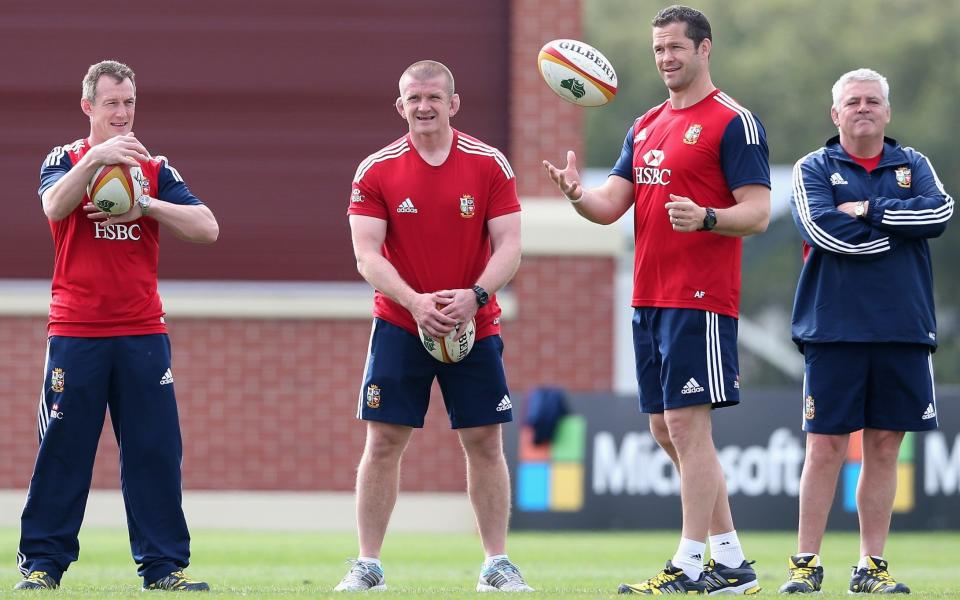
[648,399,739,413]
[451,413,513,430]
[803,422,938,434]
[358,414,423,429]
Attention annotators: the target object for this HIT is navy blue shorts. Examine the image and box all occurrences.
[357,318,513,429]
[802,342,938,434]
[632,307,740,413]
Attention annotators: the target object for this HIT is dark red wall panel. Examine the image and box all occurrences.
[1,0,509,280]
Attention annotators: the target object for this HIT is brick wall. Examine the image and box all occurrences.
[0,255,614,493]
[510,0,584,197]
[0,0,613,495]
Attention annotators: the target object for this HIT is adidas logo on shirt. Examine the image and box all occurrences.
[922,403,937,420]
[396,198,418,213]
[496,395,513,412]
[160,368,174,386]
[680,377,705,395]
[830,172,848,186]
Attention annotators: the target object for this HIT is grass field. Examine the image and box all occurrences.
[0,528,956,597]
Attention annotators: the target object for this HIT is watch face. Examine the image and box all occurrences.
[703,208,717,230]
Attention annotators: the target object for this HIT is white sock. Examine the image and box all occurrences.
[485,554,509,567]
[709,530,746,568]
[357,556,381,567]
[672,538,706,580]
[858,555,882,570]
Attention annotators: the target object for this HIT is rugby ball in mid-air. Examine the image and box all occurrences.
[87,164,142,214]
[538,39,618,107]
[419,318,476,363]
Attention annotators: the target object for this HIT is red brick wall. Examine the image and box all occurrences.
[0,256,614,493]
[510,0,584,197]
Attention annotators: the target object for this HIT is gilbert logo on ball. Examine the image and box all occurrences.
[538,39,618,107]
[87,164,143,215]
[419,318,477,363]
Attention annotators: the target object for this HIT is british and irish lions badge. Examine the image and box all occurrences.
[51,368,65,393]
[459,194,475,219]
[366,384,381,409]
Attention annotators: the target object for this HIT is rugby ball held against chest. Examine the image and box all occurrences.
[537,39,618,107]
[419,319,476,363]
[87,164,142,215]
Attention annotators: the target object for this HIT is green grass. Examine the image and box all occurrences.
[0,528,957,597]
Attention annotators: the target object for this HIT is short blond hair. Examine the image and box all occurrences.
[399,60,455,98]
[83,60,136,104]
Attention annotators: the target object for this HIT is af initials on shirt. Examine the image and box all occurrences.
[611,89,770,318]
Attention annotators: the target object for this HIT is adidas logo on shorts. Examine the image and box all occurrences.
[922,403,936,420]
[160,368,174,386]
[681,377,705,395]
[496,395,513,412]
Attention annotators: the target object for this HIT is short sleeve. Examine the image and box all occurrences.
[610,124,634,182]
[719,114,770,191]
[39,146,73,198]
[155,156,203,206]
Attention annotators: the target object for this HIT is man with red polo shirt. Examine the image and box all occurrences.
[544,5,770,595]
[15,59,217,592]
[336,60,531,593]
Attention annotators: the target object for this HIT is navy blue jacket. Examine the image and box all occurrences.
[790,136,953,350]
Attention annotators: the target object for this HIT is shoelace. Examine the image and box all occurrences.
[25,571,50,583]
[486,560,525,585]
[704,558,754,573]
[788,566,818,583]
[168,570,201,584]
[634,568,680,590]
[341,560,380,586]
[862,567,897,584]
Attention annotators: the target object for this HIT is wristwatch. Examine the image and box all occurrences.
[854,200,866,218]
[137,195,152,217]
[701,207,717,231]
[473,285,489,309]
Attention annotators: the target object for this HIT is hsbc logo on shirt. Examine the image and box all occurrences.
[94,222,142,241]
[635,149,671,186]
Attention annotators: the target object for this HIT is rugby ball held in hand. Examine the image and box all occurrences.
[419,319,476,363]
[538,39,618,107]
[87,164,142,214]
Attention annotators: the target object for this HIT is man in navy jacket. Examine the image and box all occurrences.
[782,68,953,594]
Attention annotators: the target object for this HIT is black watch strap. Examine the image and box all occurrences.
[702,207,717,231]
[473,285,489,308]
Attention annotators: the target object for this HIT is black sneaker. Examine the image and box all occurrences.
[701,559,761,595]
[778,554,823,594]
[849,557,910,594]
[13,571,59,590]
[618,560,708,594]
[144,570,210,592]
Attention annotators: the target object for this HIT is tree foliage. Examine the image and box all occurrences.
[584,0,960,382]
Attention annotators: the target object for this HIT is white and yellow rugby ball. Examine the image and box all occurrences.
[87,164,142,215]
[419,319,476,364]
[538,39,618,107]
